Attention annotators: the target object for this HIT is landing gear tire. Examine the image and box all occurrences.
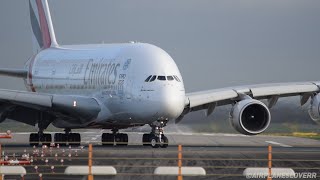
[29,133,39,147]
[160,135,168,148]
[102,133,114,146]
[102,133,128,146]
[41,134,52,147]
[54,133,67,146]
[142,134,151,146]
[150,135,160,148]
[68,133,81,146]
[147,120,169,148]
[29,133,52,146]
[54,133,80,146]
[115,133,128,146]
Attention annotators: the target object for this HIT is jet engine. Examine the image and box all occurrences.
[230,99,271,135]
[308,93,320,124]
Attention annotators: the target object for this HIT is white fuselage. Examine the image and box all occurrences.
[24,43,186,129]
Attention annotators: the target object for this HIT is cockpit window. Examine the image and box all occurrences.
[145,75,152,82]
[167,76,174,81]
[157,76,166,81]
[150,75,157,82]
[173,75,181,82]
[145,75,180,82]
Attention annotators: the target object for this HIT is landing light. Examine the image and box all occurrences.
[73,101,77,107]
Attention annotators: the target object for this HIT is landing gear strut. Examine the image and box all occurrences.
[142,121,169,148]
[29,115,53,147]
[102,129,128,146]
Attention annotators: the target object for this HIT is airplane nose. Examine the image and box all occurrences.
[157,87,185,119]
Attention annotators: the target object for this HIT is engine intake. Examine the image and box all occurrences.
[308,93,320,124]
[230,99,271,135]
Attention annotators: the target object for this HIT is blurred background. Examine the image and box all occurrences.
[0,0,320,133]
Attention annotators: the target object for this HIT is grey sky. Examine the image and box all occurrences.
[0,0,320,92]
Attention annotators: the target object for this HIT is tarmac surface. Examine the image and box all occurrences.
[1,132,320,180]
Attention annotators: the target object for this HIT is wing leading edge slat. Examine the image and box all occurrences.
[187,89,238,108]
[186,81,320,110]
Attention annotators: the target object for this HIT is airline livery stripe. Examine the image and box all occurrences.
[28,55,37,92]
[35,0,51,49]
[29,1,43,49]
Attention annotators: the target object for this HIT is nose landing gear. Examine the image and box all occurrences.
[142,121,169,148]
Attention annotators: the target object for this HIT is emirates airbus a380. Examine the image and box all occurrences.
[0,0,319,148]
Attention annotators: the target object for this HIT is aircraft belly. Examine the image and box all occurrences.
[104,99,169,124]
[104,100,156,124]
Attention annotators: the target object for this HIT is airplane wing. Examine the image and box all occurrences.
[178,81,320,134]
[0,68,28,78]
[0,89,101,128]
[186,82,320,110]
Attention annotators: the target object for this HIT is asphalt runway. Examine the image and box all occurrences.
[1,132,320,180]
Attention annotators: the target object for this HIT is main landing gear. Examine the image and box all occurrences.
[102,129,128,146]
[29,123,168,148]
[54,129,81,146]
[142,121,169,148]
[29,129,81,147]
[29,131,51,147]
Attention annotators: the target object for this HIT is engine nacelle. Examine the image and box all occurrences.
[230,99,271,135]
[308,94,320,124]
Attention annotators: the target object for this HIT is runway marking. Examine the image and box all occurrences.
[83,132,93,134]
[182,133,193,136]
[11,133,30,135]
[265,141,292,147]
[202,133,214,136]
[223,134,247,137]
[200,133,247,137]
